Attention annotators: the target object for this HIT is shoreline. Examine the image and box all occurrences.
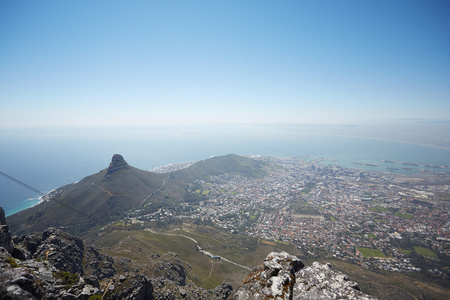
[3,137,450,217]
[314,133,450,152]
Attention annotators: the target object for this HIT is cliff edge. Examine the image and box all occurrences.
[230,251,377,300]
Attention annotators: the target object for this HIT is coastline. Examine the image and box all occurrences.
[3,133,450,217]
[314,133,450,152]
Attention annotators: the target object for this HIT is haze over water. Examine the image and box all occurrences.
[1,2,449,215]
[1,124,450,216]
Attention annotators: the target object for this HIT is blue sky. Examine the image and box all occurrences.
[1,0,449,128]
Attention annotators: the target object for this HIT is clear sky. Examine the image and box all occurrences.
[1,0,449,128]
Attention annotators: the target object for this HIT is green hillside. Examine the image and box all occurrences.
[6,154,267,236]
[172,154,267,182]
[95,221,299,289]
[7,166,172,235]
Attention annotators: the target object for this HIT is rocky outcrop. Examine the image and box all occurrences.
[151,252,187,286]
[0,207,6,225]
[230,251,303,299]
[0,207,13,254]
[149,253,232,300]
[231,251,377,300]
[107,274,154,300]
[106,154,129,176]
[293,261,376,299]
[83,245,117,282]
[0,250,44,300]
[0,212,121,300]
[13,228,85,275]
[1,207,376,299]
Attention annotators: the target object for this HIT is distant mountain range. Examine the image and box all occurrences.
[6,154,267,236]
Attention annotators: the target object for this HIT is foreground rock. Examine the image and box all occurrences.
[0,205,231,300]
[1,206,375,299]
[231,251,376,300]
[0,210,120,300]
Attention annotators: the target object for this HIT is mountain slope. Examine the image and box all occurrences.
[172,154,267,182]
[6,154,174,235]
[6,154,267,236]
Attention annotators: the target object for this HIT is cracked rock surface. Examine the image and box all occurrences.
[230,251,376,300]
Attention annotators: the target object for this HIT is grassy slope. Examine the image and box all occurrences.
[172,154,267,182]
[7,166,171,235]
[95,222,298,289]
[7,154,264,236]
[97,223,449,299]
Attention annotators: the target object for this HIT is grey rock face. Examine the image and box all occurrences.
[231,252,376,300]
[210,281,233,299]
[0,207,6,225]
[34,228,85,275]
[293,262,377,300]
[0,225,13,253]
[152,252,187,286]
[0,207,13,253]
[83,245,117,281]
[108,275,154,300]
[0,215,120,300]
[231,251,303,300]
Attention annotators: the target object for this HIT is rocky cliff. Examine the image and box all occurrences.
[230,251,377,300]
[106,154,129,176]
[1,206,376,299]
[0,207,232,299]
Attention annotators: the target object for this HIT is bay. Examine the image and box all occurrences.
[1,125,449,216]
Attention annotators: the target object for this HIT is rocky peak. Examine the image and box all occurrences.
[230,251,377,300]
[106,154,129,176]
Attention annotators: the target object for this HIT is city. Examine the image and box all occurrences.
[132,157,450,278]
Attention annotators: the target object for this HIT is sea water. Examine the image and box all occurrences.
[1,126,449,216]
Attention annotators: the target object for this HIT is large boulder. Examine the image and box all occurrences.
[0,207,6,225]
[293,261,377,299]
[0,207,13,253]
[230,251,303,299]
[230,252,376,300]
[35,228,85,275]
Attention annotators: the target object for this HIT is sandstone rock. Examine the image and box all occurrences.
[35,228,85,275]
[0,207,6,225]
[0,209,13,254]
[230,252,377,300]
[151,252,187,286]
[0,266,43,299]
[106,154,129,176]
[0,224,13,253]
[231,251,303,300]
[293,261,377,300]
[83,245,117,280]
[108,275,154,300]
[210,281,233,299]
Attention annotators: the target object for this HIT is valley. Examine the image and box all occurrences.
[5,153,450,299]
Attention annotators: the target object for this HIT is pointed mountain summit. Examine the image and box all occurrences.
[6,154,267,236]
[106,154,129,176]
[6,154,175,235]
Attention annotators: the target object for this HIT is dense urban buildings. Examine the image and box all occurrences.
[134,157,450,277]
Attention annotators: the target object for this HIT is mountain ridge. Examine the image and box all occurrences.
[6,154,267,236]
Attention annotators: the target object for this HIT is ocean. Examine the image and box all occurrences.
[1,125,450,216]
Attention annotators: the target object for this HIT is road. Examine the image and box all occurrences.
[136,174,170,210]
[145,229,251,271]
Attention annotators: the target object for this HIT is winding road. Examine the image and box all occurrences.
[145,229,251,271]
[136,174,170,210]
